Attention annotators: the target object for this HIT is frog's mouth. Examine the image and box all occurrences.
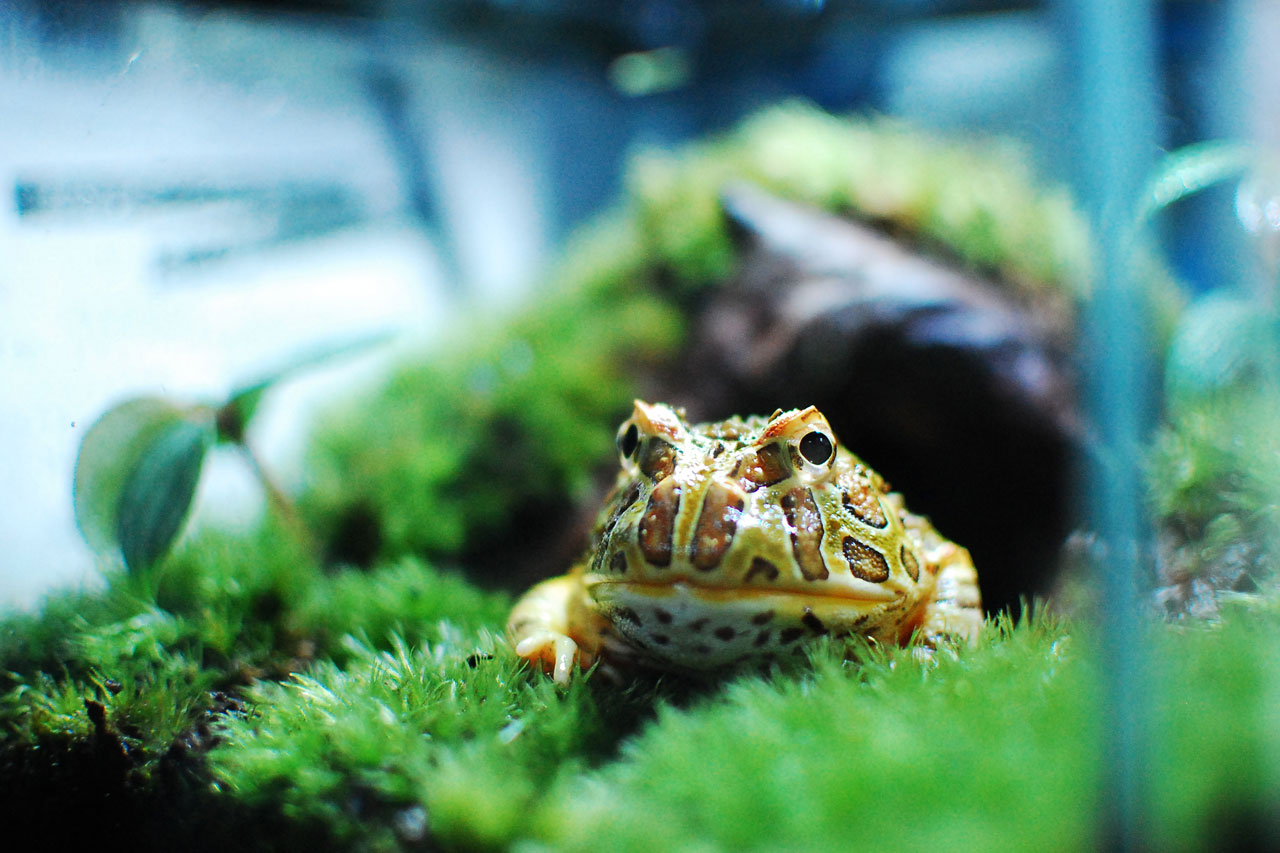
[586,580,915,669]
[585,577,901,605]
[585,578,906,638]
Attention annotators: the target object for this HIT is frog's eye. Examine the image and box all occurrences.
[789,428,837,483]
[617,422,643,476]
[799,431,833,466]
[618,422,640,460]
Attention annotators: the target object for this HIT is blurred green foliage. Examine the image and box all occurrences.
[1147,389,1280,589]
[1138,140,1280,601]
[303,258,682,561]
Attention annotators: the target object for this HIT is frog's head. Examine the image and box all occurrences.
[583,401,936,669]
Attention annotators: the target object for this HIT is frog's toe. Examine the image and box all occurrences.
[515,630,581,685]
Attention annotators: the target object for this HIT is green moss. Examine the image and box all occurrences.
[1146,600,1280,849]
[289,558,511,663]
[1147,394,1280,581]
[152,521,319,665]
[9,575,1280,850]
[1149,397,1280,525]
[303,285,683,560]
[0,587,138,680]
[3,651,210,756]
[199,607,1280,850]
[531,616,1098,852]
[0,522,303,758]
[1141,284,1280,605]
[208,632,625,850]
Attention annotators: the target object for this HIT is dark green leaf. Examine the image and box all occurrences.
[74,398,190,554]
[116,416,213,574]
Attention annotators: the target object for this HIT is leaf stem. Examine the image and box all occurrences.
[238,440,319,558]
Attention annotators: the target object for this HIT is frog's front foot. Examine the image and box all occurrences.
[917,542,983,647]
[507,574,601,685]
[514,629,582,686]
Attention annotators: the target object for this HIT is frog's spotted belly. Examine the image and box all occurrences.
[592,581,915,670]
[507,401,983,683]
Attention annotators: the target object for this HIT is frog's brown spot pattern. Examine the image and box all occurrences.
[754,630,772,647]
[842,484,887,528]
[900,544,921,582]
[801,607,828,635]
[736,442,790,493]
[779,627,806,644]
[714,626,736,642]
[654,608,673,624]
[639,478,681,566]
[751,610,775,625]
[745,557,780,583]
[782,487,829,580]
[639,438,677,481]
[843,536,890,582]
[609,551,628,573]
[691,481,745,571]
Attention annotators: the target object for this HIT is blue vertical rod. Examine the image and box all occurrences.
[1057,0,1161,849]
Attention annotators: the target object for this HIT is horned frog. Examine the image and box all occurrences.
[509,401,982,683]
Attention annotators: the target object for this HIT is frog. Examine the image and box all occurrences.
[508,401,982,683]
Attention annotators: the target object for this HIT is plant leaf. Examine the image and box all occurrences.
[115,415,213,574]
[1137,140,1256,224]
[73,398,214,572]
[74,398,188,553]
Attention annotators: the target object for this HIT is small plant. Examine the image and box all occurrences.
[72,335,389,586]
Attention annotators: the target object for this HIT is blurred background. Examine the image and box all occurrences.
[0,0,1267,607]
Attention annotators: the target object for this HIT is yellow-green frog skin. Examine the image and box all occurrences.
[509,401,983,683]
